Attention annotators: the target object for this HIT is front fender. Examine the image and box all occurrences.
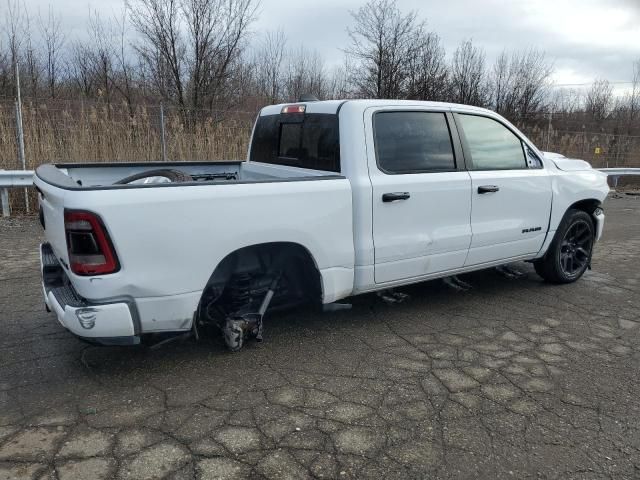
[549,170,609,232]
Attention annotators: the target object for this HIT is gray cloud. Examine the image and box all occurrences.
[15,0,640,87]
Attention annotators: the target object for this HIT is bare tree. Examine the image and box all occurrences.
[113,7,137,114]
[284,46,329,101]
[585,78,613,122]
[128,0,258,111]
[22,13,41,100]
[405,32,448,101]
[86,10,117,105]
[5,0,23,67]
[69,41,94,97]
[490,48,553,118]
[327,59,353,99]
[4,0,26,96]
[128,0,186,106]
[190,0,258,111]
[38,5,65,98]
[549,88,582,115]
[0,35,10,95]
[253,30,286,103]
[346,0,425,99]
[628,59,640,131]
[449,39,488,107]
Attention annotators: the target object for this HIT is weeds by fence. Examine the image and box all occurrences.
[1,97,639,213]
[0,99,254,171]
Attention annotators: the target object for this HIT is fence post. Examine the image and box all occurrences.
[1,188,9,218]
[160,103,167,162]
[15,61,29,213]
[545,111,552,151]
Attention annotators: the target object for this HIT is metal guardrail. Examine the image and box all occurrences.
[598,168,640,175]
[599,168,640,188]
[0,170,34,217]
[0,167,639,218]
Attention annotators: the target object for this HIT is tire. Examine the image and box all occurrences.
[114,169,193,185]
[534,209,594,284]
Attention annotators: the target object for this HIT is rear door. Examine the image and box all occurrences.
[366,108,472,284]
[453,113,552,266]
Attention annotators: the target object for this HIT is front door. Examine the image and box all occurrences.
[367,109,473,284]
[454,113,553,266]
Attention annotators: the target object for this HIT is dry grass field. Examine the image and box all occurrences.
[0,100,254,213]
[0,101,253,168]
[1,99,639,214]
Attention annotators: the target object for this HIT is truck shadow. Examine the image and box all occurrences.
[77,261,566,379]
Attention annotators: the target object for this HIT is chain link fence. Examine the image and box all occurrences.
[514,112,640,169]
[0,98,256,212]
[0,98,255,169]
[1,98,639,213]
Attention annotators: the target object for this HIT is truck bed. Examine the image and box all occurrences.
[34,158,355,337]
[36,160,340,190]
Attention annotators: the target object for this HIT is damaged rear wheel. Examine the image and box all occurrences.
[196,243,322,352]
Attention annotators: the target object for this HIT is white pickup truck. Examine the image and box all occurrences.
[35,99,609,351]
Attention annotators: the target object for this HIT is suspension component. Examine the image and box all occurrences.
[228,273,252,312]
[222,272,282,352]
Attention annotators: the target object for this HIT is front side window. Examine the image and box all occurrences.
[458,114,527,170]
[374,111,456,174]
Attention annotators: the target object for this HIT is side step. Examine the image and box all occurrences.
[51,284,87,308]
[41,243,65,290]
[41,243,59,267]
[41,243,86,308]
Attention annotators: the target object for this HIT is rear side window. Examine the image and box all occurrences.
[458,114,527,170]
[250,113,340,172]
[374,111,456,174]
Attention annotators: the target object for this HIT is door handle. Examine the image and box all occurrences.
[477,185,500,194]
[382,192,411,202]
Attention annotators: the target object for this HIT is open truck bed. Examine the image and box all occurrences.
[36,160,341,190]
[34,159,355,346]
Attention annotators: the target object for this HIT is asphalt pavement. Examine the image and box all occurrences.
[1,193,639,479]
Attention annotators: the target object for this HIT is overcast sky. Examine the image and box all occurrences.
[18,0,640,92]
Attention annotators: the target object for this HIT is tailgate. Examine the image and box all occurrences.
[34,174,69,267]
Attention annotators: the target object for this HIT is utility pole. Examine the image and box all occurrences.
[15,61,29,213]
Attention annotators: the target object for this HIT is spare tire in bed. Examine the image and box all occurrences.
[114,169,193,185]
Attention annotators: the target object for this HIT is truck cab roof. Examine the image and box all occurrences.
[259,99,496,117]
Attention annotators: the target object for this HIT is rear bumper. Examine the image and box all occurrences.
[40,243,140,345]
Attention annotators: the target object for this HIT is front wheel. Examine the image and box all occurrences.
[534,209,594,284]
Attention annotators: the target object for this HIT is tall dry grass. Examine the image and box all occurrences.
[1,99,639,214]
[0,100,254,168]
[521,123,640,169]
[0,99,255,213]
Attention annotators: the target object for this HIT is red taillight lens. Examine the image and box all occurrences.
[64,210,119,275]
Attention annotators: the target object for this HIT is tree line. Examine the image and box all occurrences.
[0,0,638,131]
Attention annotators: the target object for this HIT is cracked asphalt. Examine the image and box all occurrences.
[1,193,640,480]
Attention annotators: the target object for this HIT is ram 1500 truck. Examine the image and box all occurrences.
[35,100,609,351]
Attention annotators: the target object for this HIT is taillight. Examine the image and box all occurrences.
[64,210,119,275]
